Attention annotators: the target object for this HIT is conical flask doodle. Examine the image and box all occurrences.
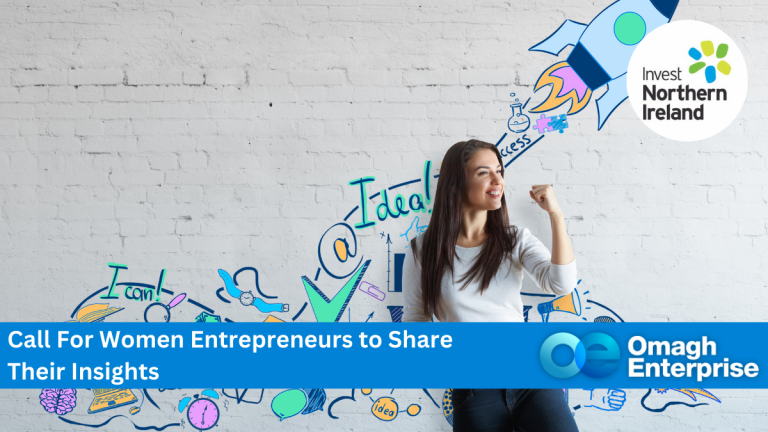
[507,103,530,133]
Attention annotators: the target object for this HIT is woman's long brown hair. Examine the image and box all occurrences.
[411,139,518,321]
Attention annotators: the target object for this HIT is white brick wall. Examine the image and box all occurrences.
[0,0,767,431]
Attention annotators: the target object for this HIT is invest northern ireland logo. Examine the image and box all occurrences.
[626,20,747,142]
[540,332,620,379]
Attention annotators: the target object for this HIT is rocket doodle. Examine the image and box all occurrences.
[529,0,679,129]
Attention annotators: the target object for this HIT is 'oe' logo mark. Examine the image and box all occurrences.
[539,332,620,378]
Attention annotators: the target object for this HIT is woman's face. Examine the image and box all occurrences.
[463,149,504,212]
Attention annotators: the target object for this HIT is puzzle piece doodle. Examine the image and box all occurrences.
[531,114,569,134]
[549,114,569,134]
[533,114,553,134]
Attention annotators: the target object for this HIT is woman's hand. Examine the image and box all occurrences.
[529,184,562,216]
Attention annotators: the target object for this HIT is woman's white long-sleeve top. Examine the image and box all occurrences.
[402,227,577,323]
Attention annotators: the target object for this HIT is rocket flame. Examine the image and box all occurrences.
[530,62,592,114]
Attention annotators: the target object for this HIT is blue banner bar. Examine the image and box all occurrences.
[0,323,764,388]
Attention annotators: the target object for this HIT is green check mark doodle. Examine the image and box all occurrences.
[301,260,371,322]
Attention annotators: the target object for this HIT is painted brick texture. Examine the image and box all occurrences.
[0,0,767,431]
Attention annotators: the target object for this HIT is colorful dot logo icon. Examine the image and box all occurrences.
[689,40,731,83]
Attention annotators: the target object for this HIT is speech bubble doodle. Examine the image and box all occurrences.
[272,389,307,421]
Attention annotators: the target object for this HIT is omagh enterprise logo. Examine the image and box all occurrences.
[540,332,620,379]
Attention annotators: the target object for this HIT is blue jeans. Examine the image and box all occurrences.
[452,389,579,432]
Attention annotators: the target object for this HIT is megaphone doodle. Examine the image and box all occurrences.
[537,288,581,323]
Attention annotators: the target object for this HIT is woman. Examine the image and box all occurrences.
[402,139,579,432]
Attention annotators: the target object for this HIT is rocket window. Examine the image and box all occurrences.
[614,12,646,45]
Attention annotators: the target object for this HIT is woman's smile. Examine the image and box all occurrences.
[487,188,503,199]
